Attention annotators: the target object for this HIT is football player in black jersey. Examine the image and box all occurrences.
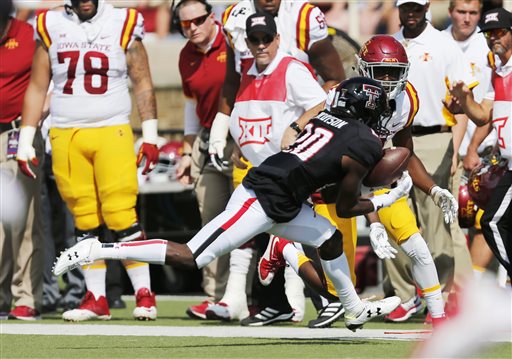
[54,77,413,331]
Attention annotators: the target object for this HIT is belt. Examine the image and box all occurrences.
[0,118,21,134]
[411,125,451,135]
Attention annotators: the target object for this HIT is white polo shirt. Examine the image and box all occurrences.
[394,22,477,127]
[443,25,497,156]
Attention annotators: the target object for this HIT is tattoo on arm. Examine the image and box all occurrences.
[127,39,157,120]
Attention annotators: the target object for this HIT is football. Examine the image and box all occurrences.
[363,147,411,187]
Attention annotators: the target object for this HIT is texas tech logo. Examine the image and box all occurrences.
[363,84,381,110]
[238,116,272,147]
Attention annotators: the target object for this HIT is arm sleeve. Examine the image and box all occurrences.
[184,99,201,136]
[286,61,326,110]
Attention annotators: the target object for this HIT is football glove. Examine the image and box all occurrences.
[369,222,397,260]
[137,119,159,175]
[370,171,413,211]
[208,112,230,172]
[16,126,39,179]
[430,185,458,224]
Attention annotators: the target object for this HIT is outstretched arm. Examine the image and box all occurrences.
[307,38,345,91]
[449,81,493,126]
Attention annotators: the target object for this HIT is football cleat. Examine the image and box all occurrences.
[53,236,101,276]
[258,236,287,286]
[62,291,111,322]
[345,296,401,332]
[308,302,345,329]
[384,295,425,322]
[133,288,157,321]
[186,300,212,320]
[240,307,294,326]
[206,301,250,321]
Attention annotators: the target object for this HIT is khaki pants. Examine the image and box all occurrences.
[191,128,234,300]
[0,129,44,312]
[384,132,471,302]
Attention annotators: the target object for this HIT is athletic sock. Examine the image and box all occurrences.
[125,262,151,293]
[220,248,253,317]
[320,253,363,316]
[82,262,107,300]
[401,233,444,318]
[282,242,310,273]
[97,239,167,264]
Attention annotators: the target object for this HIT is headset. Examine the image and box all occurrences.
[171,0,212,37]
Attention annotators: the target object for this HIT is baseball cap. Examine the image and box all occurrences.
[396,0,429,6]
[245,12,277,38]
[479,8,512,32]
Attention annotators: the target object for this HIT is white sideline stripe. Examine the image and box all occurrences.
[2,324,431,341]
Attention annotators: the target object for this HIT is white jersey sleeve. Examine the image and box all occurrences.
[286,61,326,110]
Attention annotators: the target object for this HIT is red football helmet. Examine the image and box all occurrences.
[357,35,410,100]
[147,141,184,183]
[468,154,508,210]
[458,175,477,228]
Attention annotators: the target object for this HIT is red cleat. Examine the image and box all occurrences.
[258,235,289,286]
[62,291,111,321]
[133,288,157,320]
[186,300,212,320]
[8,306,41,320]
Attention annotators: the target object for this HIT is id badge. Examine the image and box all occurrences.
[6,129,20,160]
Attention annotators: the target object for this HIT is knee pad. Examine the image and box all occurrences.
[400,232,433,266]
[319,230,343,260]
[112,222,145,242]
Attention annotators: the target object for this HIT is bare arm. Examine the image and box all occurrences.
[21,42,51,127]
[281,101,324,149]
[335,156,375,217]
[449,81,493,126]
[463,122,493,171]
[450,114,468,175]
[392,126,435,194]
[126,39,157,121]
[218,45,240,115]
[307,38,345,91]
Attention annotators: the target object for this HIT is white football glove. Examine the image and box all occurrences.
[369,222,397,260]
[208,112,230,172]
[370,171,413,211]
[430,185,458,224]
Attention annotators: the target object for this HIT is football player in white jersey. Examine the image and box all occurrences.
[258,35,458,329]
[17,0,160,322]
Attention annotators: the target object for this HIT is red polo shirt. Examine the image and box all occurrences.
[0,18,35,124]
[178,23,227,129]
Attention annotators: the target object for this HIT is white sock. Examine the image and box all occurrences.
[125,263,151,293]
[97,239,167,264]
[282,243,301,273]
[284,265,305,321]
[472,266,486,281]
[220,248,253,318]
[320,253,363,316]
[401,233,444,318]
[82,262,106,300]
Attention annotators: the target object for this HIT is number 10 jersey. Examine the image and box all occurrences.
[35,6,144,128]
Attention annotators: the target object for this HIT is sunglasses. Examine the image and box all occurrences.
[180,13,210,29]
[247,34,275,46]
[483,28,510,39]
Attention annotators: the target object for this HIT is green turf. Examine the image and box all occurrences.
[1,299,510,359]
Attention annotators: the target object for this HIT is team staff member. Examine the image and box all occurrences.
[174,0,235,320]
[17,0,159,321]
[449,7,512,278]
[0,0,44,320]
[443,0,499,281]
[383,0,476,322]
[54,77,413,333]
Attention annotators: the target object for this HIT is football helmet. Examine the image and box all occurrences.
[357,35,410,100]
[327,77,391,137]
[458,175,477,228]
[147,141,184,183]
[468,154,508,210]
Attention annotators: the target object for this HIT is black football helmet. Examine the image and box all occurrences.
[328,77,391,137]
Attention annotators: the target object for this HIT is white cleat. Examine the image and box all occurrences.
[345,296,401,332]
[53,236,101,276]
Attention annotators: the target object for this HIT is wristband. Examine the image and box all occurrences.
[289,122,302,135]
[141,119,158,144]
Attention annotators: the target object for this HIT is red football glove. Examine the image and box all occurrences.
[137,142,159,175]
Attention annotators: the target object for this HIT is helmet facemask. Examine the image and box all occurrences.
[357,56,409,100]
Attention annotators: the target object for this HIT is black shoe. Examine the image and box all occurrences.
[240,307,293,326]
[109,298,126,309]
[41,303,58,314]
[308,302,345,329]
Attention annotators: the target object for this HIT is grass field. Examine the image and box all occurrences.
[1,298,510,358]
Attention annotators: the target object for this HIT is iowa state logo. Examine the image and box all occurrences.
[238,116,272,147]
